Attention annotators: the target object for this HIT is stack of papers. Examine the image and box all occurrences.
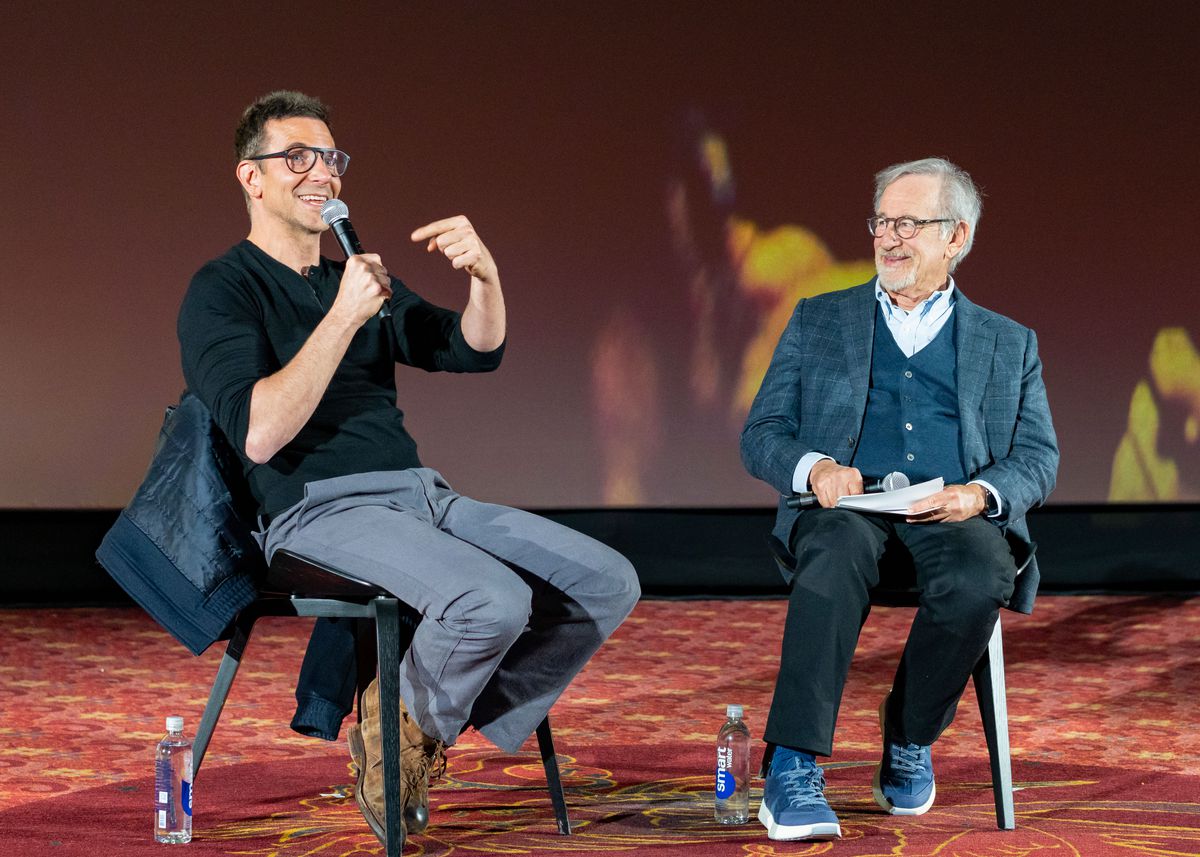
[835,477,944,514]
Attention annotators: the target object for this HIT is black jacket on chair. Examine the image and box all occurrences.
[96,392,264,655]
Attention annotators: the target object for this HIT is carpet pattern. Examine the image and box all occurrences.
[2,595,1199,855]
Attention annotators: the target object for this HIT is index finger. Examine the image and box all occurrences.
[411,216,469,242]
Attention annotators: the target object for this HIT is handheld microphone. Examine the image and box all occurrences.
[786,471,910,509]
[320,199,390,319]
[320,198,363,256]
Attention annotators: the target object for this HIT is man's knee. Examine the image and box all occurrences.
[611,555,641,618]
[920,561,1013,621]
[447,580,532,642]
[926,576,1009,620]
[571,547,641,622]
[921,524,1017,609]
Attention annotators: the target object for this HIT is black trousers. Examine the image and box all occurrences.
[764,509,1017,757]
[291,616,362,741]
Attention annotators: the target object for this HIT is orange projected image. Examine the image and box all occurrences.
[1110,327,1200,501]
[590,120,873,505]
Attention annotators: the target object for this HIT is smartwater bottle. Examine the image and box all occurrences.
[154,715,193,843]
[715,704,751,823]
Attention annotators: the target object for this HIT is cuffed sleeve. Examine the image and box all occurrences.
[386,282,504,373]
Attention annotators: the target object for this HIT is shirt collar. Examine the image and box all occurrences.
[875,276,957,319]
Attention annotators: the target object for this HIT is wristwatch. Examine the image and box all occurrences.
[980,485,1000,516]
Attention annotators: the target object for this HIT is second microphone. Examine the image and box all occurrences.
[786,471,910,509]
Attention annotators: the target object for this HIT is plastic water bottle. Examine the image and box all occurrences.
[154,715,193,843]
[715,704,751,823]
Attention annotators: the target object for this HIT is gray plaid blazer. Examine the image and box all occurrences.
[740,280,1059,613]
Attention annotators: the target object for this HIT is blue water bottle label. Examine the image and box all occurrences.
[182,778,192,817]
[715,745,734,798]
[715,767,735,798]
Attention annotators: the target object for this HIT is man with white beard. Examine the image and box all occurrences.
[740,158,1058,840]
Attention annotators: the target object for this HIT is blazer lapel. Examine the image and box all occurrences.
[955,293,996,419]
[840,283,876,412]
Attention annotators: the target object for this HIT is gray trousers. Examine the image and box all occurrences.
[258,468,640,753]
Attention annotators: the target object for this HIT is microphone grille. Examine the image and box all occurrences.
[883,472,911,492]
[320,198,349,225]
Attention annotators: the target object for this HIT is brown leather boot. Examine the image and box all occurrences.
[399,697,446,835]
[354,678,446,837]
[347,683,392,844]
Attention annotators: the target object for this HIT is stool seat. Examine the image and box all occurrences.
[261,549,388,600]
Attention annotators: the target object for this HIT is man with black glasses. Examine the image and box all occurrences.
[740,158,1058,840]
[178,90,639,842]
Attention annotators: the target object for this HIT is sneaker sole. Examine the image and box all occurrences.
[757,800,841,840]
[874,694,935,815]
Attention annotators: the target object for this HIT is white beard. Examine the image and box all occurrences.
[876,258,916,292]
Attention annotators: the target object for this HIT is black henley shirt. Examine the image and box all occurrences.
[178,240,504,520]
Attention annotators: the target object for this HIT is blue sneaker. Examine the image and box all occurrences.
[758,747,842,840]
[873,695,936,815]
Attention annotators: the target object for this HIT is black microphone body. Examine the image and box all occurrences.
[320,199,390,319]
[330,217,365,258]
[786,471,909,509]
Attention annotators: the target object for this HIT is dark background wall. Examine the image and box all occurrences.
[3,2,1197,515]
[4,505,1198,605]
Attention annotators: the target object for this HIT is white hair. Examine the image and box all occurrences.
[873,157,982,272]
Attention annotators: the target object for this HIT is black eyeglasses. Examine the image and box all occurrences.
[867,216,953,239]
[247,146,350,177]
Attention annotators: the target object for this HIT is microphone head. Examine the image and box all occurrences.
[320,198,349,225]
[882,472,910,492]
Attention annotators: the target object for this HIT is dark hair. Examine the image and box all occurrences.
[234,90,331,161]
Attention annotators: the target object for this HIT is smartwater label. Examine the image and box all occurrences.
[182,779,192,816]
[715,746,735,798]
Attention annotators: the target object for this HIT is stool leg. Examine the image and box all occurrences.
[375,598,405,855]
[354,618,377,721]
[973,617,1015,829]
[193,610,258,779]
[536,716,571,834]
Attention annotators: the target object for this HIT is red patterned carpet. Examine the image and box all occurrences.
[2,595,1199,855]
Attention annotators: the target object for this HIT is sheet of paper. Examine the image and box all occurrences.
[834,477,944,514]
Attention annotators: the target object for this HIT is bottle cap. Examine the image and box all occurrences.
[165,715,184,733]
[726,704,743,719]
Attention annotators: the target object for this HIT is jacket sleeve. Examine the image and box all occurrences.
[972,328,1059,523]
[740,299,821,495]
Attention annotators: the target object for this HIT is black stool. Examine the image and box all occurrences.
[191,548,572,855]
